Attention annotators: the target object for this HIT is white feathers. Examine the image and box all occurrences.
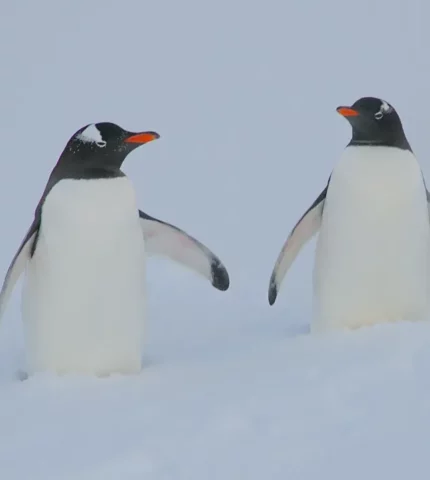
[375,99,392,120]
[22,177,146,375]
[140,216,214,282]
[312,145,430,332]
[380,100,391,113]
[269,195,325,304]
[76,124,106,147]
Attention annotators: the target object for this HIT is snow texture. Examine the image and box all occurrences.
[0,0,428,479]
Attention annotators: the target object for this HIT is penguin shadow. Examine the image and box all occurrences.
[140,353,159,370]
[16,369,29,382]
[284,322,310,337]
[275,319,310,340]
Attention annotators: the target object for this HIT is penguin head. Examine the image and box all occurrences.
[336,97,410,150]
[60,122,160,174]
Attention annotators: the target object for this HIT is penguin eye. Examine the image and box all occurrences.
[96,140,107,148]
[375,100,392,120]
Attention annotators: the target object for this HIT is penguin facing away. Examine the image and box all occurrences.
[0,122,230,376]
[269,97,430,332]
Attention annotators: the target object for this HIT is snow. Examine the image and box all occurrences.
[2,310,430,479]
[0,0,429,479]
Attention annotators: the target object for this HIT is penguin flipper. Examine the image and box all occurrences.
[268,186,327,305]
[421,173,430,221]
[139,210,230,291]
[425,184,430,221]
[0,219,39,322]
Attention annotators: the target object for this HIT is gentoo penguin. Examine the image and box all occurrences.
[0,122,230,375]
[268,97,430,332]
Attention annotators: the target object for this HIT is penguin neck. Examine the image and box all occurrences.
[53,150,126,181]
[349,131,412,152]
[48,163,125,187]
[71,166,125,180]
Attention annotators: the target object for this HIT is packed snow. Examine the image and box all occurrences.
[0,0,428,479]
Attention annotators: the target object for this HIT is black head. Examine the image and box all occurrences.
[336,97,411,151]
[55,122,160,180]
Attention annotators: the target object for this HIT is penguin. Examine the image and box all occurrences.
[0,122,230,376]
[268,97,430,332]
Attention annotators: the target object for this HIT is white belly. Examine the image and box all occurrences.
[21,177,147,376]
[313,146,430,332]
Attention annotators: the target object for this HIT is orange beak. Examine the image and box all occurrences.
[124,131,160,144]
[336,107,359,117]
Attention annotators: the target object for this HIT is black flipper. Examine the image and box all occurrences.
[139,210,230,291]
[0,164,62,323]
[0,217,40,322]
[424,178,430,221]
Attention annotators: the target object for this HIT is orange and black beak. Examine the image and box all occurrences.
[336,106,359,118]
[124,131,160,144]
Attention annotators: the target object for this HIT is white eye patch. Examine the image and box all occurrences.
[380,100,391,113]
[76,124,107,147]
[375,100,392,120]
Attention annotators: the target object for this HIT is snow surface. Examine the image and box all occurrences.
[0,0,429,478]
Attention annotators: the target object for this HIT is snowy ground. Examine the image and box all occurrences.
[2,288,430,479]
[0,0,429,479]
